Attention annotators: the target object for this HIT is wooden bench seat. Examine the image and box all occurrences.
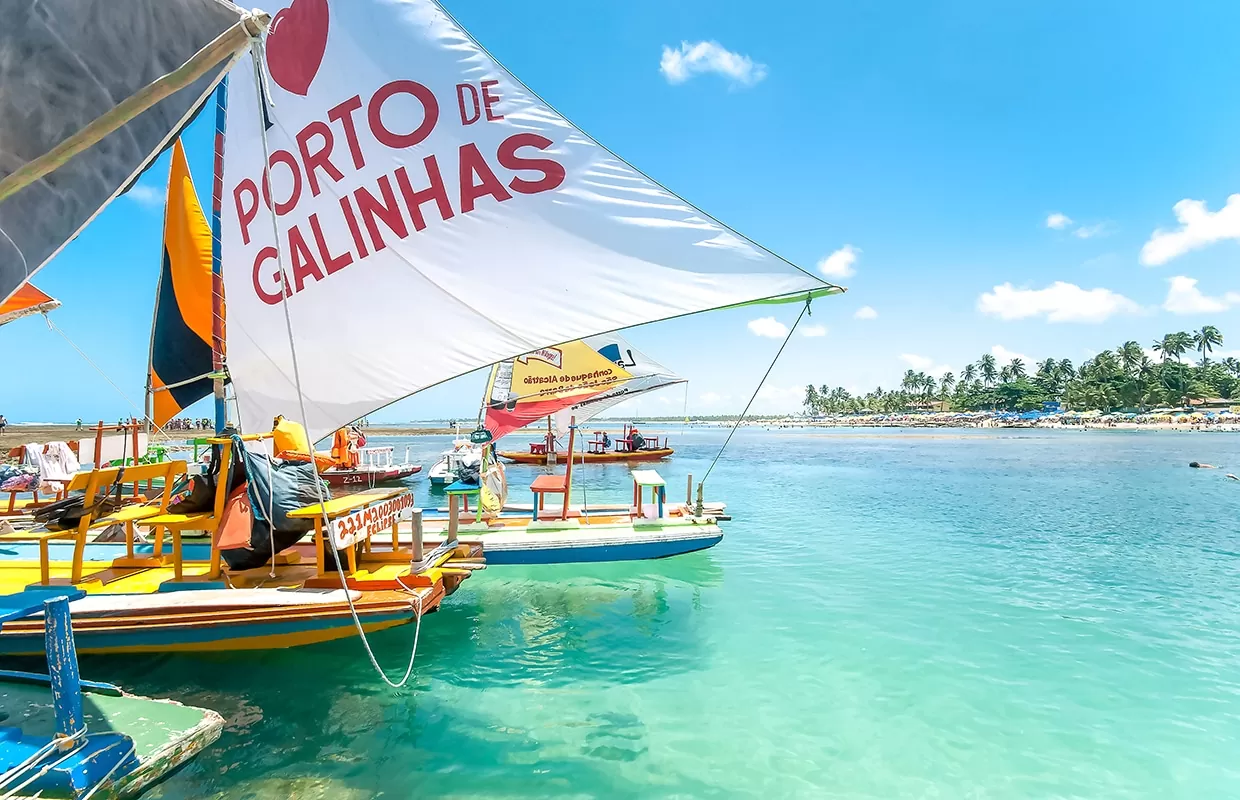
[1,460,189,584]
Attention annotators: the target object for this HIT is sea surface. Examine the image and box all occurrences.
[90,428,1240,798]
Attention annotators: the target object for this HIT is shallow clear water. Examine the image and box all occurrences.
[87,428,1240,798]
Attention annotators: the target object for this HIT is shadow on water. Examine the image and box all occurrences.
[418,556,721,689]
[62,552,726,798]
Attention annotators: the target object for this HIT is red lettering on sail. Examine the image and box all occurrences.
[327,95,367,170]
[234,178,259,245]
[394,157,454,231]
[261,150,303,215]
[498,133,565,195]
[458,142,512,212]
[368,80,439,149]
[296,121,344,197]
[252,247,287,305]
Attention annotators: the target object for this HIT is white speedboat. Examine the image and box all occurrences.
[429,442,483,487]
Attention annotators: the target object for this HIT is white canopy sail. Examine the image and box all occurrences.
[220,0,840,441]
[551,334,685,436]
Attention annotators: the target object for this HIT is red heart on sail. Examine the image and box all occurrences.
[265,0,330,97]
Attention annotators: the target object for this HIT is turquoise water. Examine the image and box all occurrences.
[91,428,1240,798]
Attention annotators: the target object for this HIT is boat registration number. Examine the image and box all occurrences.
[328,491,415,549]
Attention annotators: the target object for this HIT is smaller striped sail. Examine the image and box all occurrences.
[483,340,634,442]
[0,282,58,327]
[551,334,686,436]
[148,140,218,427]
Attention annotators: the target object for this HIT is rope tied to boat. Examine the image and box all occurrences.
[698,294,813,494]
[248,37,425,689]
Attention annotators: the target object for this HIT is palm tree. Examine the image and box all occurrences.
[1118,341,1144,376]
[1222,357,1240,378]
[961,363,977,385]
[979,354,998,387]
[1195,325,1223,365]
[999,364,1014,383]
[1009,357,1026,379]
[940,371,956,398]
[1155,331,1193,363]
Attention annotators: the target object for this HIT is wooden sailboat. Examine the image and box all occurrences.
[4,0,844,602]
[488,334,685,465]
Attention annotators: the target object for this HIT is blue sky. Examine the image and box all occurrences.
[7,0,1240,423]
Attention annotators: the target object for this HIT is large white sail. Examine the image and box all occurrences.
[220,0,840,440]
[552,334,685,436]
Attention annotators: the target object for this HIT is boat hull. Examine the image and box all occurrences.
[0,590,426,656]
[498,448,674,464]
[322,463,421,487]
[482,527,722,565]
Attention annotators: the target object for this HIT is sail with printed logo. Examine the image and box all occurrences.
[0,283,59,327]
[482,340,633,442]
[0,1,267,306]
[549,334,685,436]
[147,140,220,428]
[219,0,843,441]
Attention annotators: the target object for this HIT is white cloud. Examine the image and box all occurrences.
[747,317,788,338]
[1073,222,1111,239]
[977,281,1140,323]
[660,41,767,87]
[1141,195,1240,266]
[126,184,165,207]
[1162,275,1240,315]
[801,324,827,337]
[1046,212,1073,230]
[990,344,1031,366]
[756,385,803,402]
[854,305,878,320]
[817,244,859,278]
[698,391,725,406]
[899,353,952,378]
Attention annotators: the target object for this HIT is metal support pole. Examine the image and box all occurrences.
[686,473,693,505]
[44,596,83,740]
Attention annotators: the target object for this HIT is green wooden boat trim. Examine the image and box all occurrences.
[0,680,223,799]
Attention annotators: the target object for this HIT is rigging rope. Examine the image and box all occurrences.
[43,316,175,444]
[700,296,811,487]
[249,40,422,688]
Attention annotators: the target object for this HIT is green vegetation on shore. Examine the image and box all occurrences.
[805,326,1240,414]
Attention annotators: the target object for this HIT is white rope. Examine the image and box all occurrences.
[700,296,811,486]
[249,39,422,688]
[77,738,137,800]
[43,316,175,444]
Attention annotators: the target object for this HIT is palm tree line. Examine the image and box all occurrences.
[804,326,1239,414]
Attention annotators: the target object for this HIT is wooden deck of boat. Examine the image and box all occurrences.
[0,680,223,799]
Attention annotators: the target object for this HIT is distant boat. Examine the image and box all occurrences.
[485,333,685,464]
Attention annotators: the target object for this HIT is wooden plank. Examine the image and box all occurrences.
[287,488,406,519]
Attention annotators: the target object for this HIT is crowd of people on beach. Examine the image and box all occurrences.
[163,418,213,431]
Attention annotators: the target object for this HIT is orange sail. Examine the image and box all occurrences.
[0,283,58,327]
[148,140,218,427]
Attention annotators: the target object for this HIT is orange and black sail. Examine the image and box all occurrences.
[148,140,220,427]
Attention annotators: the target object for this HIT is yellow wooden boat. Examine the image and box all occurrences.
[0,435,482,655]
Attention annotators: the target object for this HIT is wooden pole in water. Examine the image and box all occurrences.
[686,474,693,505]
[546,415,555,466]
[411,508,423,564]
